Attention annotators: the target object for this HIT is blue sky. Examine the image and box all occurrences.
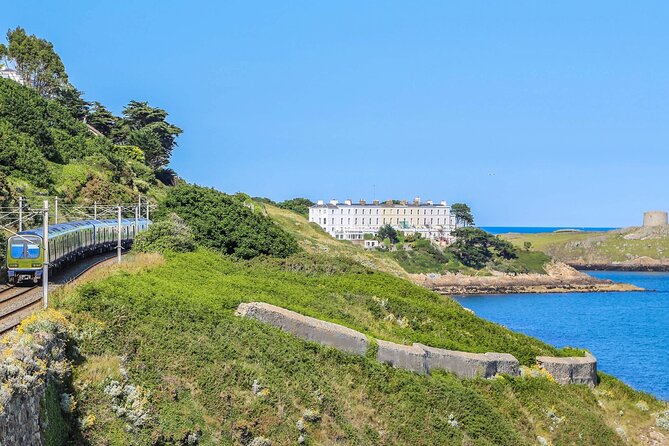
[2,1,668,226]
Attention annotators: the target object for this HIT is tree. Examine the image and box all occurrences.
[113,100,182,169]
[277,197,315,218]
[377,224,399,244]
[523,241,533,251]
[451,203,474,227]
[57,86,90,120]
[0,27,69,97]
[450,227,517,269]
[86,102,117,136]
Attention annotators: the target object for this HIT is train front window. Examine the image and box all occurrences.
[26,242,40,259]
[10,241,24,258]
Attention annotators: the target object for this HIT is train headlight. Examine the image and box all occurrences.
[8,263,18,268]
[32,263,42,268]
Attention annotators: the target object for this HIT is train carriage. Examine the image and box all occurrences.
[5,218,150,285]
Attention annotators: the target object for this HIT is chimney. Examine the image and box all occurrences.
[373,199,380,205]
[427,200,433,205]
[344,199,352,205]
[400,200,407,205]
[317,200,324,205]
[386,199,393,205]
[414,196,421,205]
[440,200,447,206]
[359,199,366,205]
[330,199,339,205]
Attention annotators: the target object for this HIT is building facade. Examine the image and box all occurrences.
[309,197,455,243]
[0,67,24,85]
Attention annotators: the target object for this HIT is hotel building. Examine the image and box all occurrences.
[309,197,455,242]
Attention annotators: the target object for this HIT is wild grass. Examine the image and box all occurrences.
[56,249,667,445]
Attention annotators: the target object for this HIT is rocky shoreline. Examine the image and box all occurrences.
[411,262,644,295]
[569,260,669,272]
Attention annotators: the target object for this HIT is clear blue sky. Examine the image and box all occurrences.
[3,1,668,226]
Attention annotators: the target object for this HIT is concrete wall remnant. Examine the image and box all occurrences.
[418,344,520,378]
[236,302,368,356]
[236,302,596,387]
[536,353,598,387]
[376,340,427,374]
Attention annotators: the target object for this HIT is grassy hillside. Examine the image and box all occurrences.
[503,227,669,265]
[54,251,668,445]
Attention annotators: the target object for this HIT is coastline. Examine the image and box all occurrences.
[411,262,644,295]
[569,261,669,272]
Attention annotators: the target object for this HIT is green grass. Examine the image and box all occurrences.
[56,250,667,445]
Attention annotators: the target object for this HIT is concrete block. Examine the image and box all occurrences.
[416,344,520,378]
[376,340,427,374]
[236,302,368,356]
[536,353,597,387]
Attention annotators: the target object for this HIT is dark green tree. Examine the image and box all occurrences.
[450,227,517,268]
[86,102,117,136]
[0,27,69,97]
[377,224,399,244]
[56,86,90,120]
[451,203,474,227]
[277,197,315,218]
[113,100,182,169]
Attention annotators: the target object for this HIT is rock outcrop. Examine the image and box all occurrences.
[412,262,643,295]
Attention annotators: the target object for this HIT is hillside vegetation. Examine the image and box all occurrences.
[54,250,667,445]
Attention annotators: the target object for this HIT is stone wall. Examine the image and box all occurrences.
[237,302,598,387]
[0,310,72,446]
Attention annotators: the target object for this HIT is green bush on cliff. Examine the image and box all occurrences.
[158,184,299,259]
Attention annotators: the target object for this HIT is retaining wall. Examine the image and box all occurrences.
[0,311,71,445]
[236,302,596,386]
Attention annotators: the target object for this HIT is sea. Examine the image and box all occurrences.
[481,226,617,234]
[454,271,669,401]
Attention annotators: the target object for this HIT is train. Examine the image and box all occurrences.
[5,218,150,285]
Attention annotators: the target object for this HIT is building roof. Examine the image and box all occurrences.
[310,201,449,209]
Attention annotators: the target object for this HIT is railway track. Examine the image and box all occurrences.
[0,253,118,335]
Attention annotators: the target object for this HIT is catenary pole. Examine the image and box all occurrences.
[94,201,97,220]
[54,196,58,224]
[18,196,22,232]
[117,205,122,264]
[146,200,149,223]
[42,200,49,309]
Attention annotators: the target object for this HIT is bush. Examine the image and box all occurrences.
[0,120,52,187]
[158,184,300,259]
[277,197,314,218]
[133,213,196,253]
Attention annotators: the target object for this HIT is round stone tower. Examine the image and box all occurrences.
[643,211,668,227]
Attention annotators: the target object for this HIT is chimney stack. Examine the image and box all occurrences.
[344,199,352,205]
[414,196,421,205]
[359,199,366,205]
[330,199,339,205]
[373,199,380,205]
[440,200,447,206]
[317,200,324,205]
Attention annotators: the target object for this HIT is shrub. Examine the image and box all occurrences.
[277,197,314,218]
[133,213,196,253]
[158,184,299,259]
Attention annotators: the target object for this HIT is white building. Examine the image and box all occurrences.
[0,67,23,85]
[309,197,455,243]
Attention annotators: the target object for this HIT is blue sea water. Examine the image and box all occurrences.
[481,226,617,234]
[454,271,669,400]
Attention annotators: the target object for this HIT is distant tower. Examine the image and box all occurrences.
[643,211,668,227]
